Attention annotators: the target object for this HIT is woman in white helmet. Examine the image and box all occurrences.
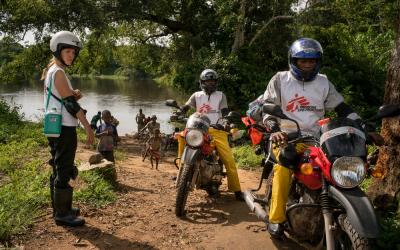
[42,31,94,227]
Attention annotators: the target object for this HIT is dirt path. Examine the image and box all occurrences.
[15,136,305,250]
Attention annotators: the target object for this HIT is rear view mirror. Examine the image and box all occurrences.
[262,103,288,119]
[225,111,241,123]
[368,104,400,121]
[377,104,400,119]
[165,99,179,109]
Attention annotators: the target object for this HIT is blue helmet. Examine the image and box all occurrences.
[289,38,323,82]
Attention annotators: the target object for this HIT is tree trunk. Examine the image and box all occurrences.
[231,0,248,54]
[368,17,400,213]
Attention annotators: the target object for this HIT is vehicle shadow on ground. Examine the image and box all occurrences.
[67,224,156,250]
[181,192,261,226]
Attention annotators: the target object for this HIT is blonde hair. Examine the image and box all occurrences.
[40,57,56,81]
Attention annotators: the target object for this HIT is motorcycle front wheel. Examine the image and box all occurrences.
[175,163,194,217]
[335,214,371,250]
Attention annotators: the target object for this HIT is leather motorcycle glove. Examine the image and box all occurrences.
[180,105,190,114]
[270,131,288,146]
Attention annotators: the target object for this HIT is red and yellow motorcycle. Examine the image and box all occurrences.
[243,103,400,249]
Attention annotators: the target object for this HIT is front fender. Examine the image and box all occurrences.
[181,147,201,166]
[328,186,380,238]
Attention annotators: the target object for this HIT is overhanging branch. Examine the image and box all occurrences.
[249,15,293,46]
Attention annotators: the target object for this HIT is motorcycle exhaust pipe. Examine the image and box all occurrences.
[244,190,267,221]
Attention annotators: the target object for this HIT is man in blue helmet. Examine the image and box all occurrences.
[260,38,362,237]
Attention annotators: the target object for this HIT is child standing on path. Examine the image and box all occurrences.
[96,110,117,162]
[142,128,162,169]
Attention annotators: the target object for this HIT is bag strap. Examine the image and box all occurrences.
[45,71,64,112]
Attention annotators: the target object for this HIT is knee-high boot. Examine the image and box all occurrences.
[54,187,85,227]
[50,176,80,217]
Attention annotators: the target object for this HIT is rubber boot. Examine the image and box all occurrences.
[50,177,80,217]
[54,187,85,227]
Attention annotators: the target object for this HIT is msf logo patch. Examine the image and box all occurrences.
[199,103,212,113]
[286,94,310,112]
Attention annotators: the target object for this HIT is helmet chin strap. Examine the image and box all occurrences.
[53,48,79,67]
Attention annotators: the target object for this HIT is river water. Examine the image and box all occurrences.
[0,77,185,134]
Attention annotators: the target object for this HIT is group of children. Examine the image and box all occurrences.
[90,109,165,169]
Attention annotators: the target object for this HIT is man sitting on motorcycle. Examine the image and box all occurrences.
[179,69,244,201]
[260,38,362,237]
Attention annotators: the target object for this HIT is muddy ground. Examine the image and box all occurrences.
[13,136,306,250]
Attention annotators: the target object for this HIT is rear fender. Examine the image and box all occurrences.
[328,186,380,238]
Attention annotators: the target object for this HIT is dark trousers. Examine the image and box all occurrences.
[100,151,115,162]
[48,126,77,189]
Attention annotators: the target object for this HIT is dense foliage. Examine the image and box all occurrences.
[0,0,398,116]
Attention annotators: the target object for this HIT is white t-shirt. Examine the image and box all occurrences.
[44,64,78,127]
[263,71,344,137]
[185,90,228,125]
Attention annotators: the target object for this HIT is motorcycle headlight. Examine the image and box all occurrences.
[331,157,366,188]
[185,129,204,147]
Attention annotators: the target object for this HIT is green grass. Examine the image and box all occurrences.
[0,100,116,241]
[75,170,117,207]
[0,159,50,240]
[232,144,263,169]
[114,148,126,161]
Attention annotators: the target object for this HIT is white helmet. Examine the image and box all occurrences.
[50,31,82,65]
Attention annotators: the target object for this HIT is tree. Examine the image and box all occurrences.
[368,12,400,213]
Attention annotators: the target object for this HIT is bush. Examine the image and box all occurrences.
[376,215,400,249]
[232,144,263,169]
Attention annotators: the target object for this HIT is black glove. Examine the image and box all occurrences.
[211,124,225,130]
[264,118,280,132]
[71,165,79,180]
[180,105,190,114]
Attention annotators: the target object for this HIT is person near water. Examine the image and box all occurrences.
[95,110,117,162]
[136,109,146,132]
[42,31,94,227]
[90,111,102,130]
[140,115,160,136]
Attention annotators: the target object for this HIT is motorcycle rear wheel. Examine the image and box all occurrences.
[175,163,193,217]
[335,214,370,250]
